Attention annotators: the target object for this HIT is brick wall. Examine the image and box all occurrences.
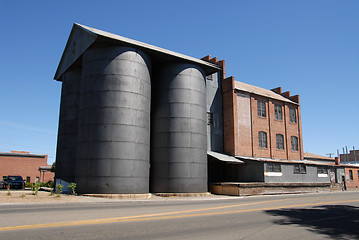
[222,77,303,160]
[222,77,238,156]
[251,96,271,158]
[0,151,54,183]
[345,166,359,189]
[236,92,252,156]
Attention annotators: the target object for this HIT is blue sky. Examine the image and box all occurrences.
[0,0,358,164]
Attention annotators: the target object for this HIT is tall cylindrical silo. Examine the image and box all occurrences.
[151,63,207,193]
[76,46,151,194]
[55,69,81,184]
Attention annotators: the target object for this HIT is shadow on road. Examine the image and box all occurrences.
[265,205,359,239]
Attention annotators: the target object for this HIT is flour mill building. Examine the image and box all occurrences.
[54,23,342,195]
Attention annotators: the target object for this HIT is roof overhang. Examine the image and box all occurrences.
[208,151,244,164]
[54,23,222,80]
[236,155,335,166]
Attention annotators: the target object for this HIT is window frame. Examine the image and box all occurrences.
[289,108,297,123]
[266,163,281,172]
[258,131,268,148]
[274,104,283,120]
[207,112,214,126]
[276,134,284,150]
[349,170,353,181]
[291,136,299,151]
[294,164,306,174]
[317,167,327,174]
[257,100,266,118]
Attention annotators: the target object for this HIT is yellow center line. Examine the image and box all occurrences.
[1,198,358,232]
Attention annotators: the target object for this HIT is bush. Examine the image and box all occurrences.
[47,180,54,188]
[32,183,40,195]
[25,182,33,188]
[39,182,48,188]
[56,184,63,195]
[67,183,77,195]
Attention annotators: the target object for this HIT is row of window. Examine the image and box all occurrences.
[258,131,299,151]
[258,100,297,123]
[266,164,329,174]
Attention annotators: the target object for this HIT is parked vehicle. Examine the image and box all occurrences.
[3,175,25,189]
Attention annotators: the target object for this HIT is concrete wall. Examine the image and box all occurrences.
[264,163,331,183]
[237,160,265,182]
[234,160,333,184]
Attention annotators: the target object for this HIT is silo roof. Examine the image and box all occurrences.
[54,23,221,80]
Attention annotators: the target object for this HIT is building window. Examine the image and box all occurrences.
[266,163,281,172]
[275,104,283,120]
[294,164,306,174]
[35,177,39,183]
[317,167,327,174]
[258,131,267,148]
[290,108,297,123]
[349,170,353,181]
[207,112,214,126]
[291,136,299,151]
[26,176,31,183]
[276,134,284,150]
[257,101,266,118]
[358,170,359,180]
[2,176,6,181]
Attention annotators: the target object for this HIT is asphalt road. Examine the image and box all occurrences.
[1,191,359,240]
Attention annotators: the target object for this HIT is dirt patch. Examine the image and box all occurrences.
[0,189,113,203]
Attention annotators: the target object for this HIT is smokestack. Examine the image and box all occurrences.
[354,146,357,162]
[335,157,340,165]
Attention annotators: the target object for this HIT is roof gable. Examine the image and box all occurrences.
[235,81,298,105]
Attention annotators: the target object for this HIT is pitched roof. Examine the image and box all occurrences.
[303,152,335,161]
[234,81,298,105]
[55,23,221,80]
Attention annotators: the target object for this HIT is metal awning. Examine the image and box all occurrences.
[208,151,244,164]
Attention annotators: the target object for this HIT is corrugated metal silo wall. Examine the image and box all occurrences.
[75,46,151,194]
[151,63,208,193]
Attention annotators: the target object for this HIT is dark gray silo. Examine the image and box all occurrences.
[54,23,222,194]
[151,63,208,193]
[75,46,151,194]
[55,69,81,184]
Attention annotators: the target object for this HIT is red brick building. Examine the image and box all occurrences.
[222,76,303,160]
[344,165,359,189]
[340,149,359,165]
[0,151,54,183]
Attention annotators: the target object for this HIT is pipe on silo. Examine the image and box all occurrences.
[76,46,151,194]
[151,63,207,193]
[55,69,81,184]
